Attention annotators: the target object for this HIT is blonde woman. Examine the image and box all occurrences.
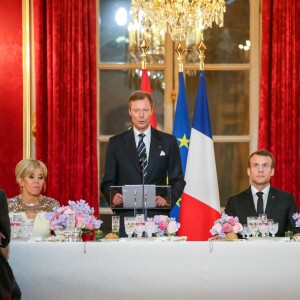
[8,159,59,237]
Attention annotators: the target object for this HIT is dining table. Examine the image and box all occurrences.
[8,237,300,300]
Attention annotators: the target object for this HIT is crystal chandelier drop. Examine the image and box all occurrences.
[130,0,226,42]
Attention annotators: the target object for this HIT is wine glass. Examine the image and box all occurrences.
[252,217,260,237]
[145,220,156,238]
[242,224,251,239]
[20,220,34,237]
[247,216,256,237]
[111,216,120,234]
[136,214,145,222]
[66,212,76,230]
[269,222,278,237]
[11,214,23,238]
[259,214,267,222]
[124,217,136,238]
[266,219,274,237]
[135,222,145,238]
[258,222,268,237]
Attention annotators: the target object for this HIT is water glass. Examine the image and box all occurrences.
[135,222,145,238]
[242,224,251,239]
[259,214,268,222]
[247,216,257,237]
[10,214,23,238]
[258,222,268,237]
[124,217,136,238]
[269,222,279,237]
[136,214,145,222]
[66,212,76,229]
[21,220,34,237]
[145,221,156,238]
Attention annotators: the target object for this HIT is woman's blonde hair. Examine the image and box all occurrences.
[15,159,48,186]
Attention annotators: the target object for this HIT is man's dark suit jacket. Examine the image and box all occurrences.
[0,189,10,248]
[225,186,299,237]
[100,127,185,231]
[0,189,22,299]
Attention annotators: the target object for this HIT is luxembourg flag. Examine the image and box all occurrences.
[141,69,157,128]
[178,70,221,241]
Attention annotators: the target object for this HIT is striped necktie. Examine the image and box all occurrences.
[137,133,148,177]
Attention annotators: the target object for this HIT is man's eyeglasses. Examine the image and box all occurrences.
[251,163,271,170]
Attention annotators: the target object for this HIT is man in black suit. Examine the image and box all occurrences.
[0,189,21,299]
[101,91,185,235]
[225,150,299,237]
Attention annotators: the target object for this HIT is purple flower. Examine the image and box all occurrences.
[44,200,103,232]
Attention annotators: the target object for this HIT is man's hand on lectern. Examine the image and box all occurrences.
[113,193,123,206]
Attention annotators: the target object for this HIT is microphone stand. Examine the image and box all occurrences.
[140,154,147,220]
[133,189,137,218]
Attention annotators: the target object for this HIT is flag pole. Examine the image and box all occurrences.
[175,41,185,73]
[139,38,157,128]
[139,38,149,70]
[197,32,207,71]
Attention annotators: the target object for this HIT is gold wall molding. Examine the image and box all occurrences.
[22,0,31,158]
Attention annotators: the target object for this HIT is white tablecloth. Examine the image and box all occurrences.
[8,239,300,300]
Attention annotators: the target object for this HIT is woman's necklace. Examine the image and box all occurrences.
[19,195,43,212]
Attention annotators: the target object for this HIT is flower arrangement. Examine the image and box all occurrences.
[292,213,300,227]
[153,215,180,236]
[45,200,103,234]
[210,213,243,238]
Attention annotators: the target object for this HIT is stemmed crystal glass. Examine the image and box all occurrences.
[11,214,23,238]
[124,217,136,238]
[21,220,34,237]
[247,217,256,237]
[253,217,260,237]
[145,220,156,238]
[242,224,251,239]
[258,222,268,237]
[111,216,120,233]
[259,214,268,222]
[135,222,145,238]
[269,222,279,237]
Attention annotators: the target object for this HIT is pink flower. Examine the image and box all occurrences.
[227,217,236,226]
[76,217,85,228]
[167,220,178,234]
[76,211,84,218]
[222,223,232,233]
[49,221,56,230]
[86,222,93,230]
[233,223,243,233]
[158,220,168,231]
[64,208,75,215]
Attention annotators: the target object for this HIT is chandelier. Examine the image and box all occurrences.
[130,0,226,42]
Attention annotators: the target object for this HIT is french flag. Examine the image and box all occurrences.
[178,70,221,241]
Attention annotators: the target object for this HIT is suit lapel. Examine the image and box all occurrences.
[244,187,257,216]
[265,187,277,215]
[146,128,162,180]
[123,128,141,173]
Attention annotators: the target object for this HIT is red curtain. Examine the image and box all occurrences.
[259,0,300,207]
[0,0,23,197]
[33,0,98,215]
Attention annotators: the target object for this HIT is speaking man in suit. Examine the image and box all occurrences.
[225,149,299,237]
[101,91,185,235]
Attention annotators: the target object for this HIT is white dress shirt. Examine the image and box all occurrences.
[251,185,270,213]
